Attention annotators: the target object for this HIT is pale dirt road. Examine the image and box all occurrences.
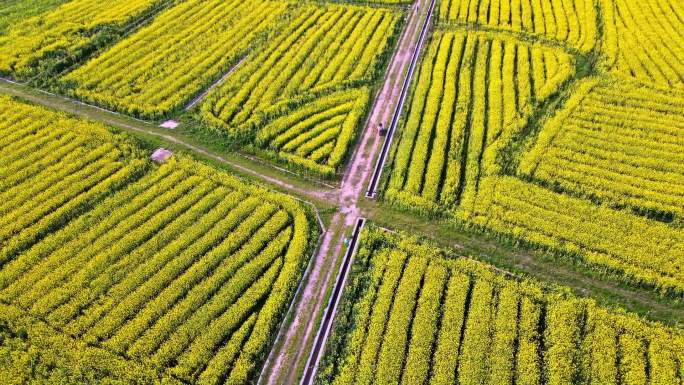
[0,78,336,205]
[258,0,434,383]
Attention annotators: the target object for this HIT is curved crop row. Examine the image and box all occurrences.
[471,175,684,295]
[600,0,684,88]
[386,30,574,213]
[0,96,316,385]
[201,4,400,176]
[438,0,597,52]
[61,0,290,118]
[521,79,684,219]
[317,228,684,385]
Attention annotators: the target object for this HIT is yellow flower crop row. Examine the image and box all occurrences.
[317,227,684,385]
[0,167,181,295]
[342,249,407,385]
[374,256,428,385]
[470,175,684,295]
[200,4,400,176]
[600,0,684,88]
[84,201,280,343]
[457,278,495,385]
[430,271,470,385]
[515,297,543,384]
[400,263,448,385]
[487,286,518,384]
[0,96,317,384]
[0,0,162,77]
[253,88,371,177]
[61,0,290,118]
[438,0,597,52]
[522,79,684,218]
[0,303,183,384]
[126,207,287,358]
[13,176,213,312]
[386,30,574,213]
[325,247,390,385]
[50,188,240,328]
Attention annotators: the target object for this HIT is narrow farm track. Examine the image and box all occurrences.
[0,78,336,205]
[366,0,436,198]
[300,218,365,385]
[259,0,437,383]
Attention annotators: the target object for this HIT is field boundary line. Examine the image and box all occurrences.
[374,225,520,279]
[366,0,436,198]
[0,76,338,193]
[184,55,248,111]
[238,152,339,190]
[300,217,366,385]
[0,77,151,125]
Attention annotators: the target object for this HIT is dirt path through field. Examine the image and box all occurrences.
[258,0,434,383]
[0,78,336,205]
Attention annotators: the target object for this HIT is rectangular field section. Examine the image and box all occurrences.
[383,2,684,297]
[200,4,401,177]
[0,0,165,78]
[317,227,684,385]
[0,96,316,385]
[386,30,575,212]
